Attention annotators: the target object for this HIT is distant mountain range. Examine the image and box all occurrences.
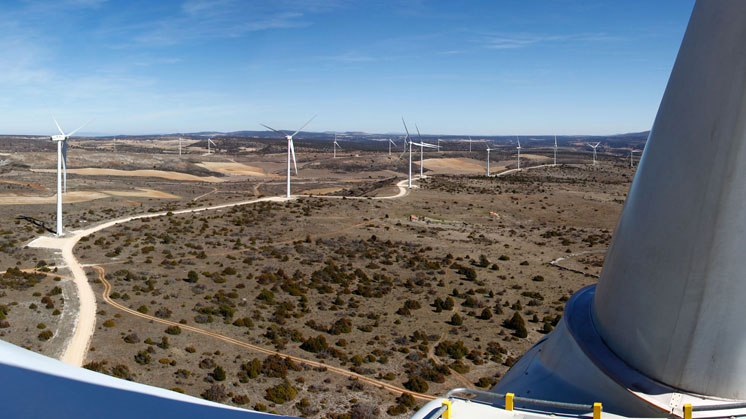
[2,130,650,148]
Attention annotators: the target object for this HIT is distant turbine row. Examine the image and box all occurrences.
[46,112,634,238]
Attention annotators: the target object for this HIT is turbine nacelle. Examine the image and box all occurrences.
[51,134,67,142]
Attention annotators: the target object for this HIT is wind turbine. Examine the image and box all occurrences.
[468,136,472,153]
[412,124,438,179]
[401,118,413,188]
[261,115,316,198]
[333,134,341,159]
[437,138,442,152]
[207,139,216,154]
[387,138,397,156]
[553,135,558,166]
[486,147,494,176]
[178,137,183,156]
[630,149,638,168]
[516,137,522,170]
[587,142,600,165]
[49,116,91,236]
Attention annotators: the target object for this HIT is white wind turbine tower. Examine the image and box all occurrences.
[333,134,341,159]
[413,125,438,179]
[485,146,493,176]
[387,138,397,156]
[553,135,558,166]
[630,149,637,168]
[437,138,442,152]
[261,115,316,198]
[587,142,600,165]
[468,136,472,153]
[49,116,91,236]
[516,137,522,170]
[207,138,216,154]
[401,118,414,188]
[178,137,183,156]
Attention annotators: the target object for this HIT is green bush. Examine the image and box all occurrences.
[264,380,297,404]
[213,366,226,381]
[435,340,468,360]
[403,376,428,393]
[329,318,352,335]
[165,325,182,335]
[504,311,528,338]
[185,270,199,283]
[300,335,328,353]
[38,330,53,341]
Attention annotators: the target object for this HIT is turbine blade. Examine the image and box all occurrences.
[51,114,65,136]
[289,139,298,175]
[291,114,317,138]
[401,117,412,140]
[260,124,288,137]
[67,118,94,137]
[415,124,422,141]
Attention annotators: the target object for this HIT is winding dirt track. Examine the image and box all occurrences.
[93,266,436,401]
[21,168,553,401]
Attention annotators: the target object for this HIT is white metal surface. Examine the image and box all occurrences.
[592,0,746,399]
[0,339,283,418]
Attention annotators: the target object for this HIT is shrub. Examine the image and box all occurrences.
[202,384,227,402]
[449,360,470,374]
[110,364,133,380]
[477,254,490,268]
[241,358,262,379]
[264,380,297,404]
[213,366,226,381]
[504,311,528,338]
[329,318,352,335]
[351,403,380,419]
[185,270,199,283]
[232,394,250,405]
[450,313,463,326]
[135,350,151,365]
[300,335,328,353]
[123,333,140,344]
[479,307,493,320]
[165,325,181,335]
[435,340,469,360]
[103,319,115,328]
[38,330,53,341]
[403,376,428,393]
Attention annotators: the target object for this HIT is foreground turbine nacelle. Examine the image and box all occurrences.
[51,134,66,142]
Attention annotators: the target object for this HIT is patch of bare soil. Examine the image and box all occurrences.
[196,162,276,178]
[32,168,224,183]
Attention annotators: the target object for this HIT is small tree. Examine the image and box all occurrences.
[186,270,199,283]
[450,313,463,326]
[213,366,226,381]
[504,311,528,338]
[403,376,428,393]
[479,307,493,320]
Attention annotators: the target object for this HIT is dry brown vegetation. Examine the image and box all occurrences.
[0,140,634,418]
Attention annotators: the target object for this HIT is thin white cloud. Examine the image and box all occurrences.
[481,33,624,50]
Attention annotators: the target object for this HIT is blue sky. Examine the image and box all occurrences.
[0,0,695,136]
